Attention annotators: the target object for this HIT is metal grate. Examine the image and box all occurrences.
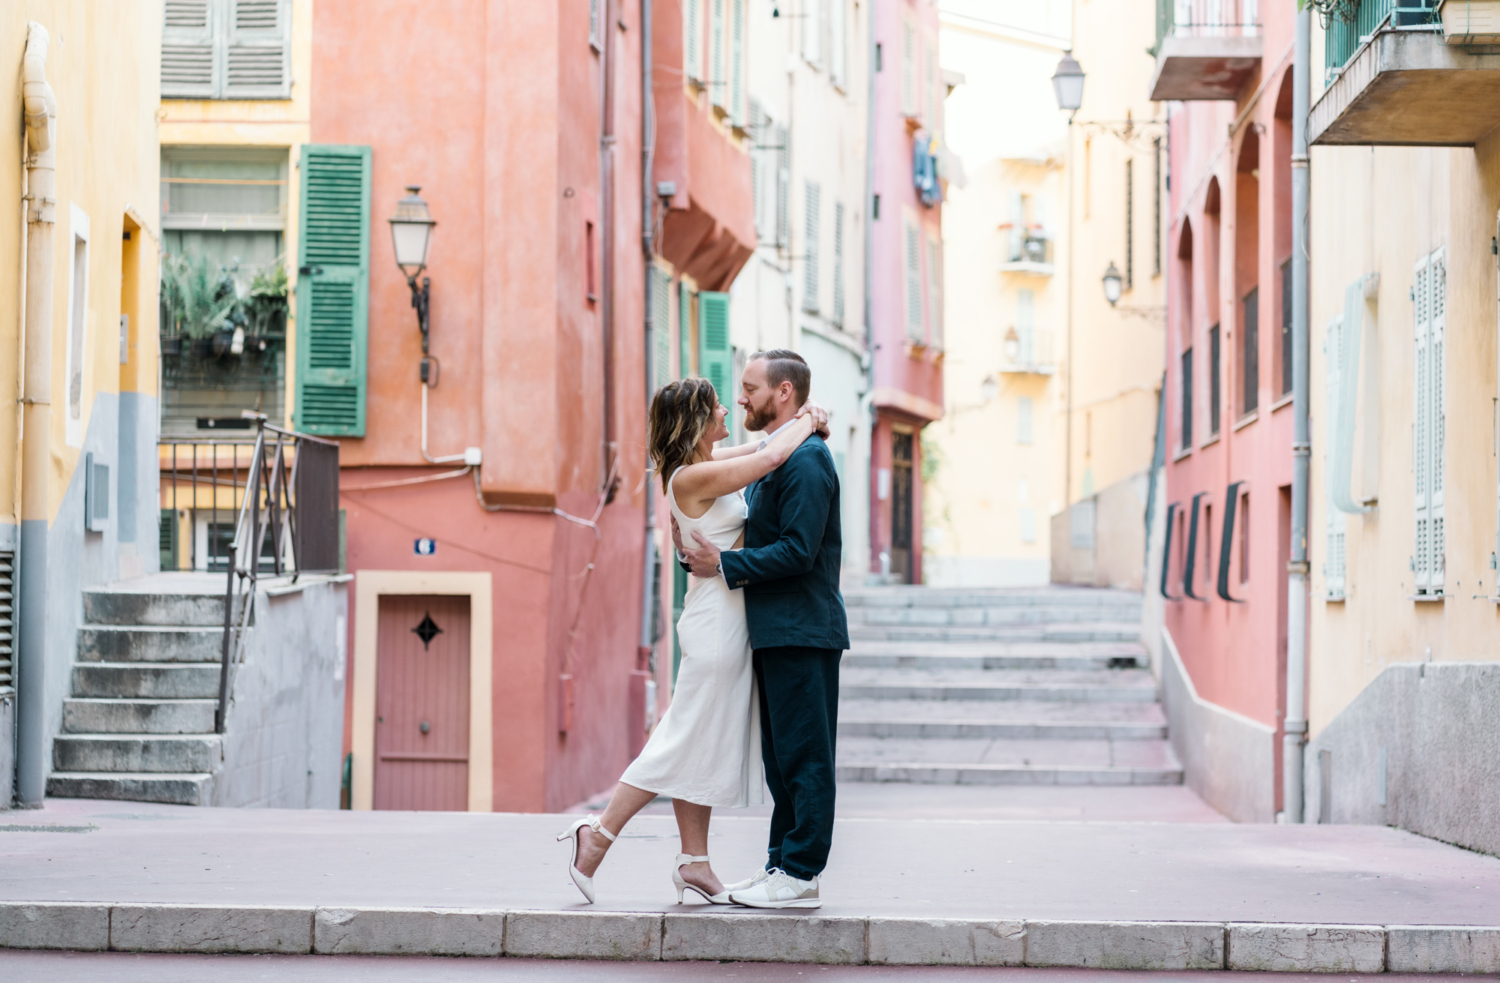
[0,551,13,690]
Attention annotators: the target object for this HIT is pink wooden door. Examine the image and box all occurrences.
[374,595,471,811]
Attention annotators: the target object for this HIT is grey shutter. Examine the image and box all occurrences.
[905,221,924,341]
[804,0,823,64]
[224,0,290,99]
[775,126,790,248]
[652,266,672,391]
[832,202,846,327]
[1413,248,1446,594]
[590,0,602,49]
[749,100,766,239]
[1430,249,1446,593]
[1008,192,1024,262]
[1017,288,1035,363]
[902,20,916,116]
[730,0,745,123]
[685,0,702,81]
[162,0,216,98]
[1324,316,1347,599]
[803,182,821,313]
[831,0,846,84]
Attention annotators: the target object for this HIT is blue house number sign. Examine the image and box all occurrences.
[414,538,437,555]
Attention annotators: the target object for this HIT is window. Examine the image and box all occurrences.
[832,202,846,327]
[1124,158,1134,292]
[1239,489,1251,585]
[775,126,791,248]
[1017,288,1035,363]
[750,100,767,238]
[1413,248,1446,595]
[1242,287,1259,416]
[711,0,726,110]
[730,0,745,123]
[585,221,597,302]
[1180,347,1193,450]
[904,220,923,341]
[590,0,602,50]
[926,43,938,128]
[1209,324,1221,435]
[803,182,821,313]
[1281,259,1294,397]
[830,0,847,85]
[803,0,823,65]
[65,205,91,448]
[162,0,291,100]
[1017,396,1034,445]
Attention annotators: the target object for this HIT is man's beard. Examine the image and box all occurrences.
[743,400,776,433]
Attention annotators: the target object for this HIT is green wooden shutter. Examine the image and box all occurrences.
[699,291,732,402]
[679,282,694,378]
[295,145,370,437]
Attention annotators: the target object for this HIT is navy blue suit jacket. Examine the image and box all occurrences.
[719,436,850,652]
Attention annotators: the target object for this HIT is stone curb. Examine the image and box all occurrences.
[3,902,1499,971]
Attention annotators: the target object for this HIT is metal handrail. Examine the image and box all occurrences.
[175,416,341,734]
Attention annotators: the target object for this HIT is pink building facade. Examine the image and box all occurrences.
[868,0,946,584]
[1154,0,1296,821]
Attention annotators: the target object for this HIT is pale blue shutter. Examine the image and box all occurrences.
[699,292,732,402]
[162,0,215,97]
[803,182,821,313]
[224,0,290,99]
[1431,249,1446,593]
[295,145,370,436]
[905,221,923,340]
[1324,315,1346,599]
[1413,249,1445,595]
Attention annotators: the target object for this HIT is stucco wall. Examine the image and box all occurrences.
[1161,626,1277,822]
[1305,661,1500,856]
[216,579,346,808]
[1049,471,1148,590]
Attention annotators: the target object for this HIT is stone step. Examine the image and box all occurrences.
[842,666,1157,687]
[838,715,1167,740]
[849,623,1143,644]
[52,734,222,773]
[63,697,218,735]
[835,762,1184,785]
[843,588,1144,610]
[45,770,214,805]
[83,588,237,628]
[846,606,1142,627]
[71,662,221,699]
[839,679,1158,703]
[837,735,1180,768]
[76,625,224,663]
[842,648,1144,671]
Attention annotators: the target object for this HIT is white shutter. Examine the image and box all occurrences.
[832,202,846,328]
[1325,316,1347,599]
[905,221,924,341]
[804,0,823,65]
[749,100,766,239]
[928,237,943,349]
[685,0,703,82]
[1018,288,1036,363]
[1413,252,1435,594]
[775,126,790,248]
[711,0,726,109]
[730,0,745,123]
[1008,192,1024,262]
[803,182,821,313]
[1431,248,1447,592]
[162,0,215,98]
[224,0,290,99]
[902,20,916,116]
[831,0,846,85]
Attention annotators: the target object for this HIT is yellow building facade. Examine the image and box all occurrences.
[2,1,163,806]
[1304,10,1500,853]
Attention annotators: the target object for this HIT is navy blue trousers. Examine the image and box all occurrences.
[753,645,841,880]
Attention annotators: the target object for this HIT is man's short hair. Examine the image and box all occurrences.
[750,349,811,405]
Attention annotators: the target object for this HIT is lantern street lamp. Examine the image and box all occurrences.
[1051,51,1085,115]
[389,185,437,354]
[1102,262,1123,307]
[1003,327,1022,364]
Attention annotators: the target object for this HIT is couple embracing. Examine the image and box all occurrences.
[558,349,849,909]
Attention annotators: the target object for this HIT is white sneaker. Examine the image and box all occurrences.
[729,868,821,909]
[721,867,771,894]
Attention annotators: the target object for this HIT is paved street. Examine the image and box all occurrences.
[0,951,1472,983]
[4,793,1497,925]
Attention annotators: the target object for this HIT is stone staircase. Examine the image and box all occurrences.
[46,583,237,805]
[837,585,1181,785]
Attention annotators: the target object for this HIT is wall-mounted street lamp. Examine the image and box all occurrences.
[1002,327,1022,364]
[1102,262,1123,307]
[388,185,437,358]
[1051,51,1085,115]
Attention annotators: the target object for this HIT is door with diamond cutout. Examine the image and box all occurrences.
[374,595,471,810]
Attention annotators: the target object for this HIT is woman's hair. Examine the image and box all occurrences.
[648,377,721,491]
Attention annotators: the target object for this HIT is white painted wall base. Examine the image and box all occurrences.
[922,555,1050,588]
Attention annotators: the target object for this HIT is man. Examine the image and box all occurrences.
[679,349,849,909]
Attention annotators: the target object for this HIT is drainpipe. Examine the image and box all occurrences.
[639,0,658,673]
[17,22,57,808]
[600,0,619,485]
[1283,5,1311,823]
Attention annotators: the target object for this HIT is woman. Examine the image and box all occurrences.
[556,377,823,904]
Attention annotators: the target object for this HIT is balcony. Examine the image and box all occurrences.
[1000,233,1055,276]
[999,326,1057,376]
[1310,1,1500,146]
[1150,0,1262,101]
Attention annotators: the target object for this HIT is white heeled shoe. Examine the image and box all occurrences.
[672,854,733,904]
[556,814,616,904]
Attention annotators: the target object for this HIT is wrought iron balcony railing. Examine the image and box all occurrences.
[1156,0,1261,53]
[1323,0,1440,82]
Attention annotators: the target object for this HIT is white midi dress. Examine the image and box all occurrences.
[618,469,764,808]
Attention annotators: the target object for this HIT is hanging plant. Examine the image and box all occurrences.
[1298,0,1362,26]
[161,251,241,340]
